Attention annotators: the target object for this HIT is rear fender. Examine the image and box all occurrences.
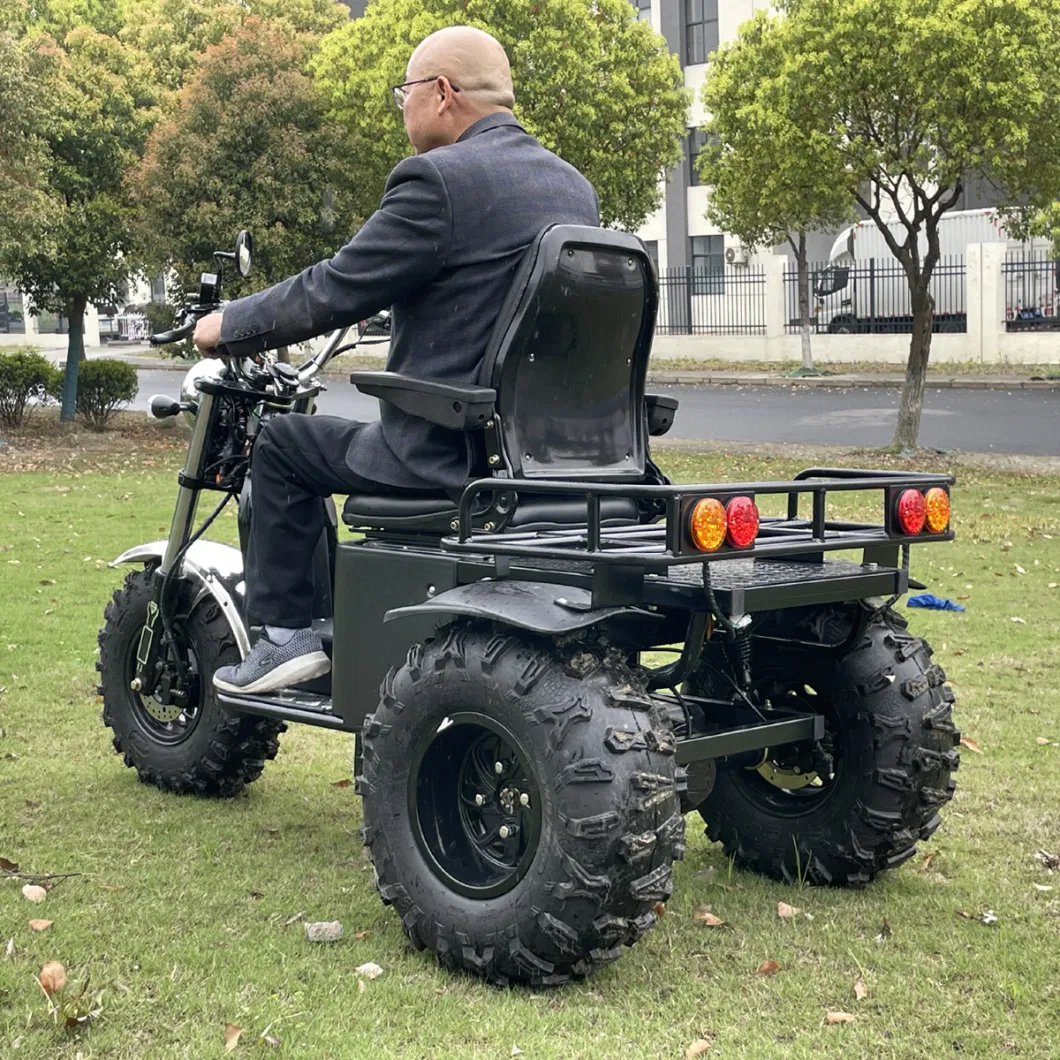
[109,539,250,659]
[384,580,656,635]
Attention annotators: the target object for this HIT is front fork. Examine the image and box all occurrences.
[133,391,217,696]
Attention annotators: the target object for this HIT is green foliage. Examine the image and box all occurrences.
[132,18,362,296]
[63,356,139,429]
[0,348,60,427]
[0,32,48,261]
[0,26,157,320]
[118,0,349,92]
[1029,202,1060,259]
[697,10,854,254]
[312,0,689,230]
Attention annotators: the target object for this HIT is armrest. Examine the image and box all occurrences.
[645,393,679,437]
[350,371,496,431]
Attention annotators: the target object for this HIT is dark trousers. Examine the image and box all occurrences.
[245,414,418,628]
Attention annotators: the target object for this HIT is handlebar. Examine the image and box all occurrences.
[148,320,196,346]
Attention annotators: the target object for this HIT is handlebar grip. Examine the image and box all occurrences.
[149,320,195,346]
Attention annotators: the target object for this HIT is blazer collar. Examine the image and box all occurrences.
[457,111,523,143]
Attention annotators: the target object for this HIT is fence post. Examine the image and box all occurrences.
[764,255,787,359]
[977,244,1006,364]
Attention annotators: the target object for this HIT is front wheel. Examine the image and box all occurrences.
[97,567,284,796]
[689,606,959,887]
[359,623,684,985]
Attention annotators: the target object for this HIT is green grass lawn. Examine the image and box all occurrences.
[1,428,1059,1059]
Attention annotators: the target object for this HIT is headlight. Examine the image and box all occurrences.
[180,359,227,428]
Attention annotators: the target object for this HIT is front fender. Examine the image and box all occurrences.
[384,580,655,635]
[109,539,250,659]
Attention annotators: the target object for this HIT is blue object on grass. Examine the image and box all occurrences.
[907,593,966,612]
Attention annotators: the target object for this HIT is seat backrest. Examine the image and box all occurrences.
[478,224,656,482]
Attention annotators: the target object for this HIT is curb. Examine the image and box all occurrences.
[113,355,1060,391]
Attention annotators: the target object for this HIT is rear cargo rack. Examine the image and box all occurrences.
[443,467,954,570]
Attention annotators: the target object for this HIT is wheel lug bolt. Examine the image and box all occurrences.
[130,678,142,692]
[519,793,529,806]
[494,761,504,774]
[499,825,510,838]
[475,794,485,806]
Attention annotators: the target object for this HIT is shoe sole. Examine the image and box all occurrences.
[213,651,332,696]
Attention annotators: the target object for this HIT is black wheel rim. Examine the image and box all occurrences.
[122,629,204,746]
[738,677,843,818]
[409,712,543,900]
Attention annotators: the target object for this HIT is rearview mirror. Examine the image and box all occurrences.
[235,230,253,277]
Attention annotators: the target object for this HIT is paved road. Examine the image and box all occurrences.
[133,370,1060,456]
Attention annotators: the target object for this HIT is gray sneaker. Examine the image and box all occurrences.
[213,629,331,695]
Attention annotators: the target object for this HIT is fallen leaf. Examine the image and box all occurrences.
[262,1035,280,1049]
[826,1012,856,1025]
[922,853,937,869]
[39,961,66,996]
[653,902,667,918]
[39,579,56,586]
[5,938,15,958]
[353,930,371,941]
[29,920,52,932]
[854,979,868,1001]
[951,649,965,656]
[756,960,782,976]
[224,1023,243,1052]
[355,961,384,980]
[1010,616,1026,624]
[0,857,18,872]
[960,736,982,754]
[1033,883,1053,892]
[685,1040,713,1059]
[956,909,974,919]
[693,905,725,927]
[331,778,352,788]
[1036,736,1051,745]
[981,909,998,926]
[777,901,799,919]
[1036,849,1060,871]
[1015,564,1026,575]
[876,917,893,942]
[22,884,46,903]
[1048,582,1057,589]
[512,1047,524,1057]
[357,978,365,994]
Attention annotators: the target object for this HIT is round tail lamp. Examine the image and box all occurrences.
[924,487,950,533]
[895,488,927,535]
[689,498,727,552]
[725,496,759,548]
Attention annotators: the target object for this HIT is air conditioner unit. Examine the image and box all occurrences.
[725,244,749,266]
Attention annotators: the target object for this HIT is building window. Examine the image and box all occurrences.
[685,0,719,66]
[0,283,26,335]
[631,0,651,21]
[687,128,715,187]
[691,234,725,294]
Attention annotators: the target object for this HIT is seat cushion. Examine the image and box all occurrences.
[342,490,640,534]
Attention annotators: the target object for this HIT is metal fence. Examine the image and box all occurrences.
[1002,251,1059,331]
[656,265,766,335]
[784,256,967,334]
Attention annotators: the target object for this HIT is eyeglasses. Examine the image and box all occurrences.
[392,76,460,111]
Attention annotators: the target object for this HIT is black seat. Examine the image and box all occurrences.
[342,224,669,534]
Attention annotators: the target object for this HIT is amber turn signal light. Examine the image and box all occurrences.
[924,487,950,533]
[689,497,727,552]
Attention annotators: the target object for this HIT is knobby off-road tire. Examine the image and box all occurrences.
[359,622,685,986]
[98,567,284,797]
[690,605,959,887]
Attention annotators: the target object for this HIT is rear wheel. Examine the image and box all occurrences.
[359,622,684,985]
[688,605,959,886]
[98,567,284,797]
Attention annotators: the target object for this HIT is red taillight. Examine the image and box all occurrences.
[725,495,759,548]
[924,487,950,533]
[896,489,926,535]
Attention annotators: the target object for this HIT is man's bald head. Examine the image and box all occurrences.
[407,27,515,111]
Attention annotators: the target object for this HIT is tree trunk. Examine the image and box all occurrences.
[796,231,813,371]
[60,293,88,423]
[892,289,934,450]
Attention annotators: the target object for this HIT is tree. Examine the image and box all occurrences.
[132,18,362,307]
[118,0,349,92]
[311,0,689,230]
[0,25,157,421]
[773,0,1060,449]
[0,32,48,261]
[697,11,854,372]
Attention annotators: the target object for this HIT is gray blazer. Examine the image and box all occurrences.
[220,112,600,491]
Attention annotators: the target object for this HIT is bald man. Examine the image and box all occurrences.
[196,27,600,694]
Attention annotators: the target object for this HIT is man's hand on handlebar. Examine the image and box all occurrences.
[193,312,225,357]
